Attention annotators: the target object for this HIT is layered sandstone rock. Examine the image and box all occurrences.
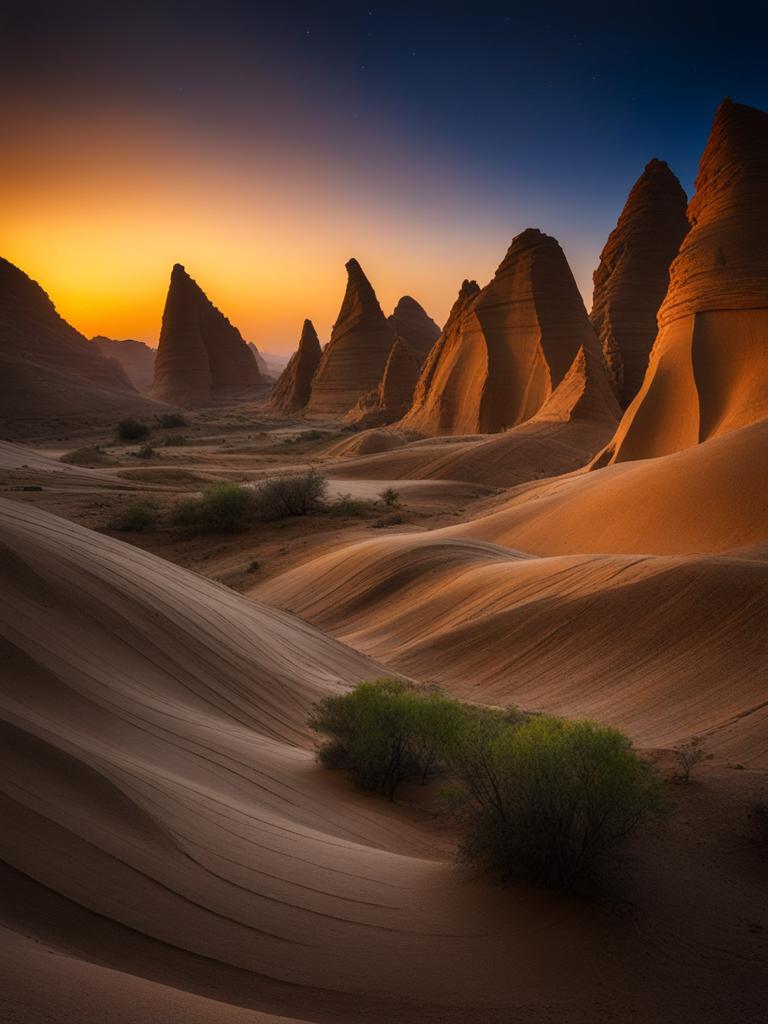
[269,319,322,413]
[346,338,422,428]
[401,230,598,435]
[603,98,768,464]
[92,336,156,391]
[153,264,264,406]
[387,296,440,358]
[590,160,688,407]
[306,259,395,415]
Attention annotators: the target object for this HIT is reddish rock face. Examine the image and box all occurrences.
[387,296,440,358]
[92,336,156,392]
[604,98,768,463]
[269,319,322,413]
[401,230,599,436]
[0,256,135,393]
[306,259,395,415]
[590,160,689,407]
[346,337,422,428]
[153,264,264,406]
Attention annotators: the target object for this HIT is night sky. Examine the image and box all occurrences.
[2,1,766,351]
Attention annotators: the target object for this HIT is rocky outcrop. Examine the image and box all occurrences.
[92,336,156,391]
[401,230,599,435]
[602,98,768,464]
[387,296,440,358]
[306,259,395,415]
[590,160,688,407]
[269,319,322,413]
[153,264,264,406]
[247,342,272,379]
[346,338,422,428]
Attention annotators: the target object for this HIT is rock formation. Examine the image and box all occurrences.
[247,342,272,379]
[268,319,322,413]
[346,337,422,428]
[92,336,156,391]
[387,296,440,358]
[306,259,395,415]
[590,159,688,407]
[602,98,768,464]
[153,264,264,406]
[401,230,599,435]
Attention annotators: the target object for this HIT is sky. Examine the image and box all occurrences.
[1,1,767,354]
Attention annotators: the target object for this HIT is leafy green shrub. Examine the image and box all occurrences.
[448,715,665,890]
[169,482,258,533]
[116,418,150,441]
[111,501,158,532]
[330,493,373,517]
[251,468,327,519]
[380,487,400,507]
[158,412,187,428]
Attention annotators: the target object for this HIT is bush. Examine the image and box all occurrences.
[116,418,150,441]
[673,736,712,782]
[112,501,158,532]
[169,482,258,533]
[330,493,373,517]
[309,679,464,800]
[251,468,327,519]
[158,412,187,428]
[380,487,400,507]
[449,716,665,890]
[135,444,156,460]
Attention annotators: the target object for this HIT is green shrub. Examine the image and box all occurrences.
[380,487,400,507]
[111,501,158,532]
[251,468,327,519]
[158,412,187,428]
[170,482,258,533]
[449,715,665,890]
[330,493,373,517]
[116,418,150,441]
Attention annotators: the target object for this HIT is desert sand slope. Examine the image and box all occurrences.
[590,160,688,406]
[604,98,768,463]
[306,259,395,415]
[153,264,264,406]
[268,319,322,413]
[387,296,440,357]
[93,336,157,391]
[400,231,599,436]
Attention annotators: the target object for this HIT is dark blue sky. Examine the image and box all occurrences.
[2,1,766,346]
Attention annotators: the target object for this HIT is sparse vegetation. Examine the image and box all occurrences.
[330,493,374,517]
[116,418,150,441]
[673,736,713,782]
[157,412,188,428]
[380,487,400,507]
[251,468,328,519]
[169,482,258,533]
[310,681,665,889]
[60,445,112,466]
[111,501,158,532]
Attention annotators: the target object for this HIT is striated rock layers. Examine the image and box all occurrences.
[306,259,395,415]
[92,336,156,391]
[590,160,689,407]
[346,337,422,428]
[387,296,440,358]
[269,319,322,413]
[603,98,768,464]
[401,230,599,435]
[153,264,264,406]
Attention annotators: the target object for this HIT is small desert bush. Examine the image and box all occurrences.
[673,736,712,782]
[311,682,665,889]
[169,482,258,533]
[330,493,374,517]
[111,501,158,532]
[158,412,188,428]
[251,468,328,519]
[116,417,150,441]
[380,487,400,507]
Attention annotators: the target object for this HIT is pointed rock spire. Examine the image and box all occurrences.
[306,259,395,415]
[400,230,599,435]
[590,159,688,407]
[346,337,422,428]
[153,264,264,407]
[269,319,322,413]
[604,98,768,463]
[387,296,440,357]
